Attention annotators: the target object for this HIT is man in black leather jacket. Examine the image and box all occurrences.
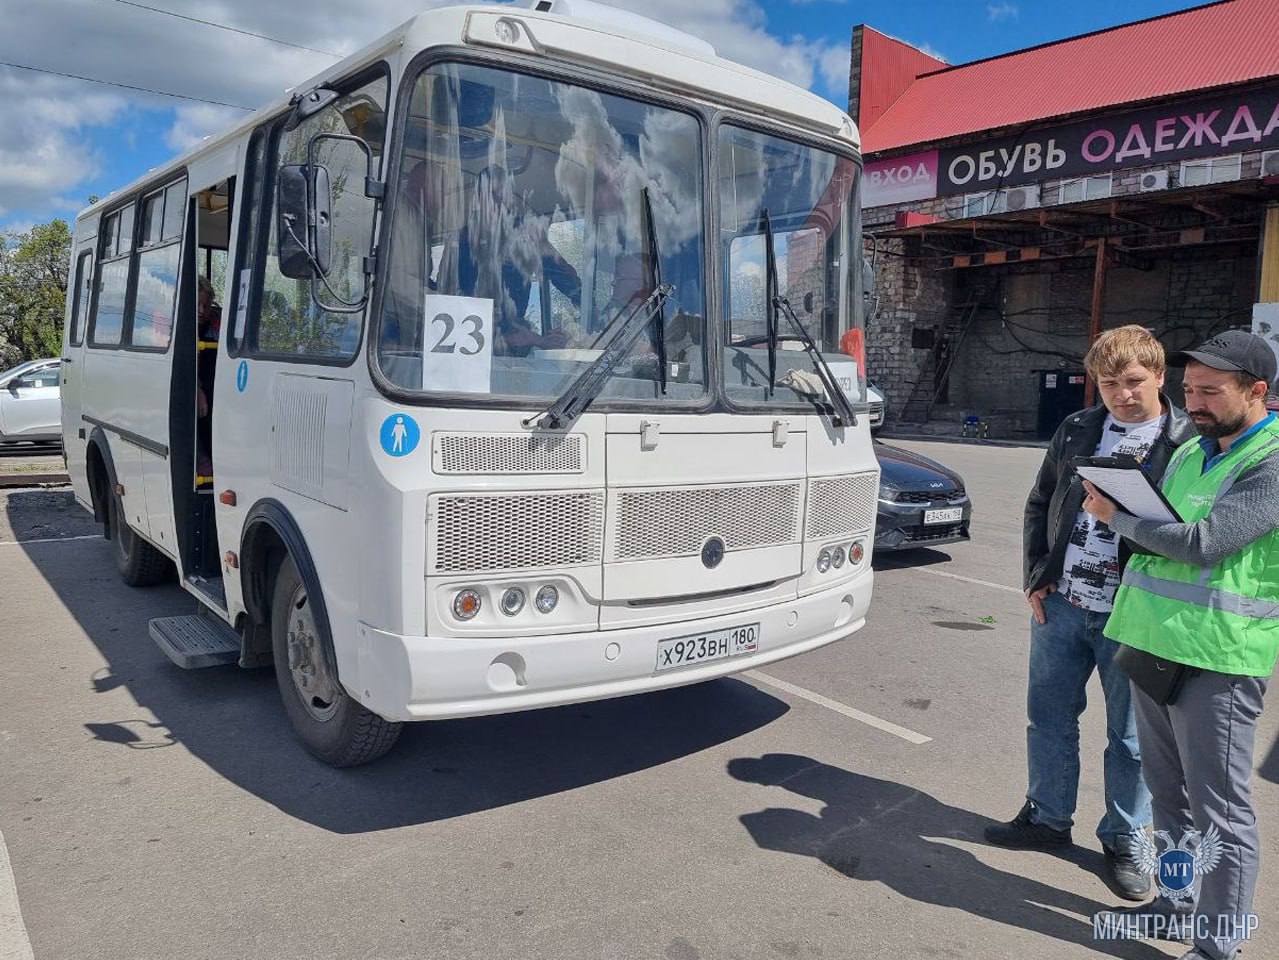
[1022,396,1194,601]
[985,325,1196,903]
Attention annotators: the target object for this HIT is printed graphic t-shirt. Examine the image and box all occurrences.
[1057,413,1166,612]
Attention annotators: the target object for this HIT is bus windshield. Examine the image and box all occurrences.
[378,62,707,403]
[718,125,862,407]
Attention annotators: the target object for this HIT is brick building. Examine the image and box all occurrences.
[853,0,1279,438]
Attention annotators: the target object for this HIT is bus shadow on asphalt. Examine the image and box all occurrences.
[727,753,1169,960]
[871,547,954,571]
[15,511,791,834]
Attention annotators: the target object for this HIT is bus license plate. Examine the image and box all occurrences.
[655,623,760,672]
[924,507,963,524]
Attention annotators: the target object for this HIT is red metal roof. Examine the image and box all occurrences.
[862,0,1279,154]
[855,27,947,134]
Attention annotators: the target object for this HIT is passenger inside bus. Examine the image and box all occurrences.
[384,159,585,357]
[195,275,220,480]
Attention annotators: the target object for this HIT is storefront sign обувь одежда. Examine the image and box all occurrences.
[866,83,1279,202]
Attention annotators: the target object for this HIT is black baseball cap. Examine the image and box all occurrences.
[1170,329,1277,387]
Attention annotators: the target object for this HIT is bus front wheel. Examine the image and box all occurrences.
[270,555,402,767]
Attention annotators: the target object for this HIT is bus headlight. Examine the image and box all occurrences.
[452,589,482,621]
[500,587,526,617]
[850,541,865,565]
[831,546,846,569]
[816,549,832,573]
[535,584,559,614]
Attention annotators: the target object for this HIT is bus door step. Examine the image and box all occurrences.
[149,615,241,669]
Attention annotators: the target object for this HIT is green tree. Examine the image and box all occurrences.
[0,219,71,368]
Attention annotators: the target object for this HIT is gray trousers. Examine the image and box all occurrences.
[1132,670,1267,960]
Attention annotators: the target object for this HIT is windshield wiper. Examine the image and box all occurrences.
[523,282,673,430]
[642,186,668,395]
[524,188,674,430]
[760,210,858,429]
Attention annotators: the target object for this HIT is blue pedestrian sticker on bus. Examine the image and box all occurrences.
[236,360,249,392]
[380,413,420,457]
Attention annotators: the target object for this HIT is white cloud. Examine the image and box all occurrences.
[3,0,853,224]
[916,41,948,62]
[986,2,1019,22]
[817,41,851,95]
[165,104,249,152]
[0,69,127,219]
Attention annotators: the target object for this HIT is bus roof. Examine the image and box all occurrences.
[77,3,858,223]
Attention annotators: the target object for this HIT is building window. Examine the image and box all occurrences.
[1051,174,1112,205]
[1181,155,1242,187]
[963,192,996,217]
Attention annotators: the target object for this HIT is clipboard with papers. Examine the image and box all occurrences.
[1070,456,1185,523]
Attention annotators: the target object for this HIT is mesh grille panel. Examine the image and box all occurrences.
[806,473,878,539]
[611,483,801,561]
[432,491,604,572]
[271,389,326,489]
[434,433,584,475]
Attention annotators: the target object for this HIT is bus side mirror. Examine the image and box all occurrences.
[277,165,314,278]
[275,164,333,280]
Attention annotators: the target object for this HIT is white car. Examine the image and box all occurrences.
[0,359,62,446]
[867,380,886,434]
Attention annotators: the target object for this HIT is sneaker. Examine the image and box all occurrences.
[1092,903,1194,944]
[1104,834,1153,901]
[984,801,1072,849]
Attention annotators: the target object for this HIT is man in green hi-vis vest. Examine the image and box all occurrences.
[1083,329,1279,960]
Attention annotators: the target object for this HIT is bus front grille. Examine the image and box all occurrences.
[608,481,803,562]
[805,472,878,540]
[430,490,605,573]
[433,432,585,475]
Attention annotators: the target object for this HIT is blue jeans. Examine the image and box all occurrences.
[1025,591,1151,846]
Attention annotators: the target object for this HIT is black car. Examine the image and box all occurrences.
[874,441,972,552]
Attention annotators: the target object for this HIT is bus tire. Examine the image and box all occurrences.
[110,488,172,587]
[270,555,402,767]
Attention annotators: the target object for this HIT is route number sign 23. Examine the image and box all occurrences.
[421,294,494,394]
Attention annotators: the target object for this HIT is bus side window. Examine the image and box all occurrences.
[228,131,268,354]
[129,179,186,350]
[252,72,388,361]
[69,251,93,346]
[90,205,134,348]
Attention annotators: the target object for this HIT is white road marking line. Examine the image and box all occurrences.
[744,670,933,745]
[0,535,99,548]
[0,828,34,960]
[892,564,1022,596]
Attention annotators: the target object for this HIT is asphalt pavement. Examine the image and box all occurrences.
[1,439,1276,960]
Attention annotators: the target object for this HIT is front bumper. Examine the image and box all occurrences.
[874,496,972,552]
[351,571,873,721]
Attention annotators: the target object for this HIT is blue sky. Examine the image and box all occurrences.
[0,0,1212,232]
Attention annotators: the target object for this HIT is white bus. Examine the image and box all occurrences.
[61,0,878,766]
